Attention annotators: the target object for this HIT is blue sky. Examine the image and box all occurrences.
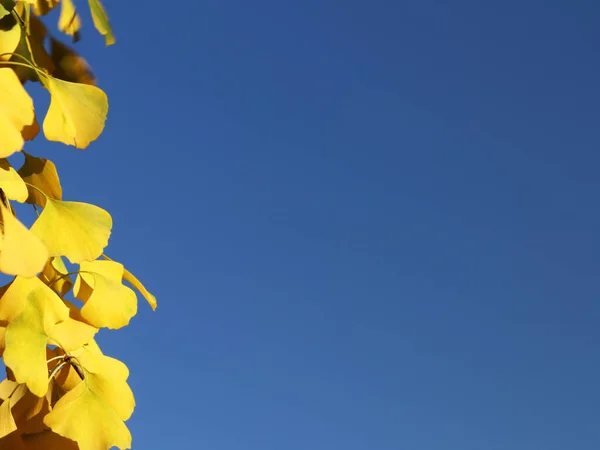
[17,0,600,448]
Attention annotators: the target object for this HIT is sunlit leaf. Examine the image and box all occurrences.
[0,203,48,277]
[45,341,134,450]
[3,282,66,396]
[17,152,62,207]
[0,159,27,202]
[41,74,108,148]
[4,13,54,83]
[0,11,20,62]
[75,260,137,329]
[31,0,60,16]
[88,0,115,45]
[58,0,80,41]
[123,266,157,310]
[30,198,112,264]
[0,68,34,158]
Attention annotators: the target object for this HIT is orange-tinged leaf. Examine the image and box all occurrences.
[21,115,40,141]
[50,38,96,85]
[30,198,112,264]
[41,75,108,148]
[75,260,137,329]
[22,430,79,450]
[39,257,71,297]
[0,203,48,277]
[0,160,27,202]
[0,68,35,158]
[0,431,27,450]
[123,267,157,310]
[17,152,63,207]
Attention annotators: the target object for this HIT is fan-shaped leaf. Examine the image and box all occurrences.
[30,198,112,264]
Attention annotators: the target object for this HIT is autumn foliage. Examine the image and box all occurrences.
[0,1,155,449]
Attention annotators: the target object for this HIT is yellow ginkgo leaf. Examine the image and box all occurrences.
[39,257,72,297]
[71,340,135,420]
[75,260,137,329]
[8,15,55,83]
[88,0,115,45]
[0,399,17,439]
[17,152,62,207]
[0,68,35,158]
[44,378,132,450]
[32,0,60,16]
[0,276,43,324]
[0,203,49,277]
[41,74,108,149]
[3,282,68,397]
[123,267,157,310]
[58,0,80,40]
[30,198,112,264]
[0,160,27,202]
[0,13,21,62]
[44,340,134,449]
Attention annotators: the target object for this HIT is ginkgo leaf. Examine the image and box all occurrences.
[88,0,115,45]
[41,74,108,148]
[31,0,60,16]
[44,340,133,449]
[0,160,27,202]
[0,399,17,439]
[123,266,157,310]
[3,284,65,397]
[73,340,135,420]
[0,203,48,277]
[58,0,80,41]
[3,279,94,397]
[30,198,112,264]
[8,15,54,83]
[0,12,20,62]
[75,260,137,329]
[44,379,132,450]
[50,38,96,85]
[40,257,72,297]
[10,384,49,435]
[17,152,62,207]
[0,4,9,19]
[0,276,42,323]
[0,68,35,158]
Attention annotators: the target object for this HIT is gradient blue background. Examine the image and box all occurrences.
[19,0,600,449]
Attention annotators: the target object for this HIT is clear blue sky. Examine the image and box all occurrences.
[22,0,600,449]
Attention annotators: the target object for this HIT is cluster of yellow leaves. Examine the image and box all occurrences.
[0,2,155,449]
